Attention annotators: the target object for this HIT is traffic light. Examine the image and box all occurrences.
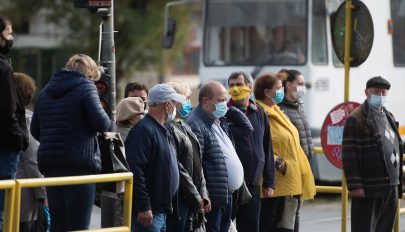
[95,73,113,119]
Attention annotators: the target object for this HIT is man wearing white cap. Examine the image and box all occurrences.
[125,84,185,232]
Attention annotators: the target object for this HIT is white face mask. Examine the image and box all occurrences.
[292,85,306,100]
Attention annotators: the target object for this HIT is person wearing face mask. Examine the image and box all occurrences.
[125,83,185,232]
[0,15,29,231]
[115,97,145,142]
[277,69,314,232]
[186,81,253,232]
[227,71,275,232]
[164,81,210,232]
[342,76,403,232]
[253,72,315,232]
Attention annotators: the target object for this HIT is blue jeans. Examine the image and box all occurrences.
[0,146,19,231]
[46,183,95,232]
[205,192,232,232]
[132,213,166,232]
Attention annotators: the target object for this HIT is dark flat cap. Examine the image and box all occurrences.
[366,76,390,90]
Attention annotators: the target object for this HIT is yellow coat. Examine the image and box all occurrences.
[257,100,316,200]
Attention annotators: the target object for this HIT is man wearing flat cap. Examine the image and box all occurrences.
[125,84,186,231]
[342,76,403,232]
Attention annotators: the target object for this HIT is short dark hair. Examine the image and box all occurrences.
[198,83,216,104]
[253,72,278,101]
[0,15,11,32]
[124,82,149,98]
[278,69,302,93]
[227,71,253,86]
[14,72,37,106]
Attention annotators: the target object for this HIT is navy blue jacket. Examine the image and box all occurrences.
[186,106,253,207]
[31,70,110,175]
[228,100,275,188]
[125,114,179,214]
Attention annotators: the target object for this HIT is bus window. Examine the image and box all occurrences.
[391,0,405,66]
[312,0,328,65]
[203,0,307,66]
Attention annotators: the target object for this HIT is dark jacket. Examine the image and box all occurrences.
[30,70,110,175]
[186,106,253,207]
[342,100,404,198]
[165,120,209,206]
[0,53,28,151]
[279,99,314,160]
[126,114,178,214]
[228,100,275,188]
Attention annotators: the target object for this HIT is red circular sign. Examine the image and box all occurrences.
[321,101,361,169]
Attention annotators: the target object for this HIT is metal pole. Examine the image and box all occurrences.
[342,1,353,232]
[99,0,116,132]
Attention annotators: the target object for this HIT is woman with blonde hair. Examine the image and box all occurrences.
[254,72,315,232]
[31,54,111,231]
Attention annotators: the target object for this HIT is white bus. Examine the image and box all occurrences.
[164,0,405,181]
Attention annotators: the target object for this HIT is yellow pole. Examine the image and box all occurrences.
[13,181,22,232]
[1,180,16,232]
[342,1,353,232]
[395,199,400,232]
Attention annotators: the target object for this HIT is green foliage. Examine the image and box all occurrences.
[0,0,192,79]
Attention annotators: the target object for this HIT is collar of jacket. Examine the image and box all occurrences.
[145,114,167,133]
[279,99,302,109]
[227,99,258,112]
[195,105,216,127]
[0,52,10,63]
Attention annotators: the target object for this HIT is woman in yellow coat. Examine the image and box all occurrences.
[254,72,315,232]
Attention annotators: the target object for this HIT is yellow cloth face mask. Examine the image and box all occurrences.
[229,86,251,100]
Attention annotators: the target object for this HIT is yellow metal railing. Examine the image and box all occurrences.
[0,180,16,232]
[12,172,133,232]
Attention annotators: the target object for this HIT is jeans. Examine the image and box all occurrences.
[205,192,232,232]
[132,213,167,232]
[46,183,95,232]
[166,196,189,232]
[236,185,261,232]
[0,146,19,231]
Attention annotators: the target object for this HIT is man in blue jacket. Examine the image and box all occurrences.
[227,71,275,232]
[186,81,253,232]
[125,84,185,232]
[0,15,28,230]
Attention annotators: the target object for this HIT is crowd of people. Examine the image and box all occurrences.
[0,14,403,232]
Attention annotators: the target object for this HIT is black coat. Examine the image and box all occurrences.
[0,53,28,151]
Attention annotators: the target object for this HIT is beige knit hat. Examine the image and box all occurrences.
[116,97,145,122]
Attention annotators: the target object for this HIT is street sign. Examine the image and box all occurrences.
[320,102,360,169]
[74,0,111,8]
[332,0,373,67]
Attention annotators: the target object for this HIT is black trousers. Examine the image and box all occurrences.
[236,185,261,232]
[351,187,398,232]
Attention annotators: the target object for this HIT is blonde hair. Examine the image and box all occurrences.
[166,81,192,97]
[65,54,101,81]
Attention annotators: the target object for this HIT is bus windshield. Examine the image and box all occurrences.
[203,0,308,66]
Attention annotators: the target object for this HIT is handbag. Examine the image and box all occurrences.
[237,181,252,206]
[95,132,130,207]
[30,201,48,232]
[98,132,130,174]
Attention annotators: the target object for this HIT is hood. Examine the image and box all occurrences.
[45,70,91,98]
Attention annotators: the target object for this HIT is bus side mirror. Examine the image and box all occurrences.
[162,18,177,49]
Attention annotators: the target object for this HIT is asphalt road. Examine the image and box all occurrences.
[90,196,405,231]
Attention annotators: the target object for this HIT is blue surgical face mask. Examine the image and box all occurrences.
[179,100,192,118]
[368,94,386,109]
[212,101,228,119]
[167,104,177,122]
[273,89,284,104]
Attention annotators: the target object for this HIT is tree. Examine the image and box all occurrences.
[0,0,191,81]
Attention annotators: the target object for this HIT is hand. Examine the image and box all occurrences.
[262,187,274,198]
[203,198,211,213]
[199,199,204,210]
[349,188,365,198]
[137,210,153,227]
[275,157,287,175]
